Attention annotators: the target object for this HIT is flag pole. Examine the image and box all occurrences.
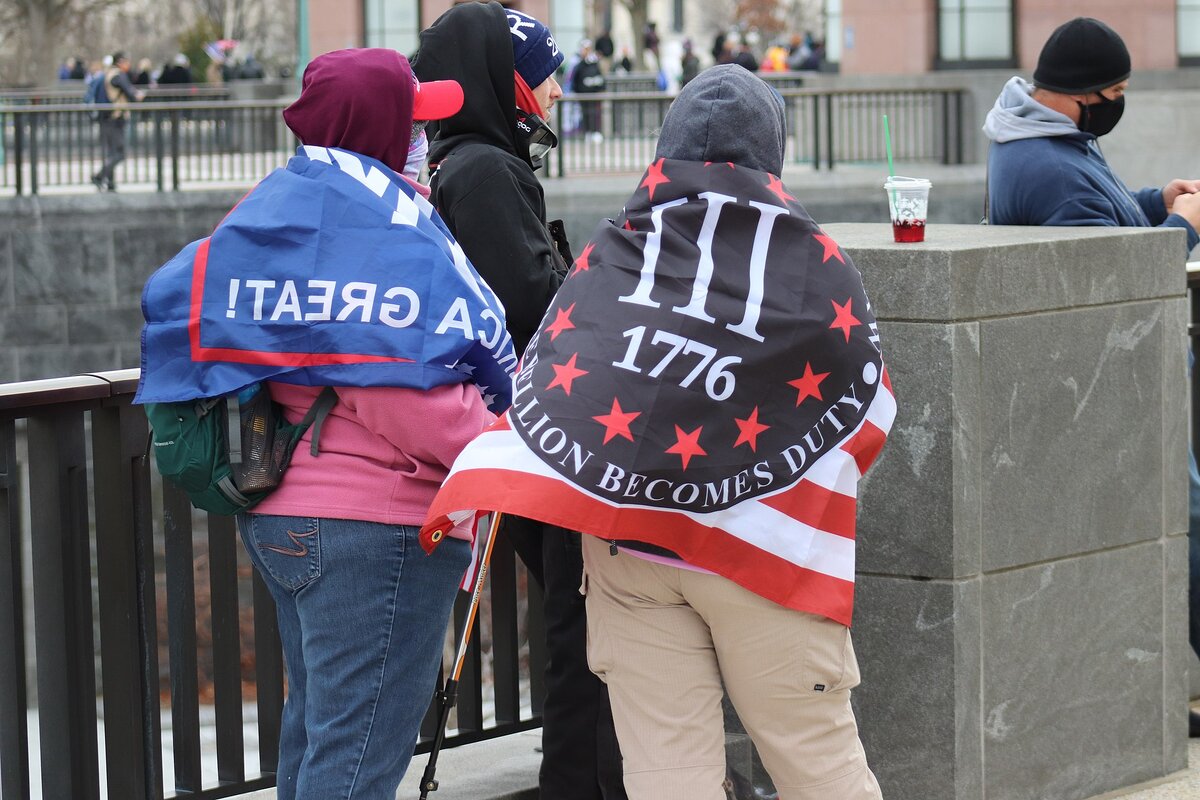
[418,510,504,799]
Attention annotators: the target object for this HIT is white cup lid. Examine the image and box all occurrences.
[883,176,932,189]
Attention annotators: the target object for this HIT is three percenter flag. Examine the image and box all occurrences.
[422,159,896,625]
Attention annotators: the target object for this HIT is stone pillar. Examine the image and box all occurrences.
[826,223,1191,800]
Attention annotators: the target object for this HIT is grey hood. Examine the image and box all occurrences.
[983,76,1080,143]
[655,65,786,175]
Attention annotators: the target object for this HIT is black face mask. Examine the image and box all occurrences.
[515,108,559,171]
[1076,93,1124,137]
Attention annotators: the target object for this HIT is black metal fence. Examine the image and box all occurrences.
[0,85,965,195]
[0,100,296,194]
[0,370,544,800]
[547,86,966,178]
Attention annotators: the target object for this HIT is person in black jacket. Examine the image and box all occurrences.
[414,4,628,798]
[569,40,606,139]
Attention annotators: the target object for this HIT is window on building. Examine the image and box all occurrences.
[936,0,1014,68]
[673,0,684,34]
[364,0,420,55]
[824,0,842,65]
[1182,0,1200,64]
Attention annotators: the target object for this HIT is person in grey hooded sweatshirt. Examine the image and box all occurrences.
[577,64,885,800]
[982,17,1200,256]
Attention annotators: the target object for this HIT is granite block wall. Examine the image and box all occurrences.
[828,223,1191,800]
[0,191,246,383]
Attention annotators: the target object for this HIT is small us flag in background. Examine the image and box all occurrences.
[423,159,895,626]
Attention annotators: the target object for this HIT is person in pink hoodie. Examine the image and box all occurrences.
[240,49,494,800]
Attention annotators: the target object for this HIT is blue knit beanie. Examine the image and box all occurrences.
[506,9,563,89]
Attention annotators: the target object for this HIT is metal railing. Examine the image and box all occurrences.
[0,370,544,800]
[547,86,966,178]
[0,86,967,194]
[0,84,234,105]
[0,100,296,194]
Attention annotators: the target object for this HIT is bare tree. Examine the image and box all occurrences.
[0,0,128,85]
[615,0,650,69]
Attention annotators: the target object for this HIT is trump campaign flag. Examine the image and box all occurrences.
[423,159,895,626]
[136,146,516,407]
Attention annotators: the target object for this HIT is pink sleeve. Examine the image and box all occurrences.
[335,382,496,469]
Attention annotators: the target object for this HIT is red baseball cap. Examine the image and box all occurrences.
[412,73,463,120]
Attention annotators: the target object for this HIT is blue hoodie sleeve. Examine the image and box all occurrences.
[1162,214,1200,254]
[1133,187,1168,225]
[1135,187,1199,254]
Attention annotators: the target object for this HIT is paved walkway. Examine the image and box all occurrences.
[1087,740,1200,799]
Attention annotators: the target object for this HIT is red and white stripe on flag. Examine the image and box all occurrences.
[424,369,896,627]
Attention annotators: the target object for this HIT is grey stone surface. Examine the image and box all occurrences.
[0,232,12,307]
[0,349,18,383]
[981,545,1166,800]
[67,304,144,347]
[0,306,69,346]
[0,191,240,381]
[859,321,981,578]
[823,223,1184,322]
[1161,296,1190,539]
[17,345,123,380]
[844,227,1187,799]
[853,574,982,800]
[113,226,198,301]
[980,303,1165,569]
[1163,536,1190,773]
[12,227,114,306]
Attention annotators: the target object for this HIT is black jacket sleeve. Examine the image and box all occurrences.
[437,161,563,356]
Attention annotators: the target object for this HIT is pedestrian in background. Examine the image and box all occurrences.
[91,52,144,192]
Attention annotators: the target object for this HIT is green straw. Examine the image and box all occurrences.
[883,113,896,178]
[883,114,897,217]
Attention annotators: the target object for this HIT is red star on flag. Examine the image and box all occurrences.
[788,362,830,405]
[574,243,594,273]
[592,397,641,444]
[813,231,845,264]
[544,303,576,341]
[733,407,770,451]
[766,174,794,204]
[666,425,707,470]
[546,353,588,395]
[640,158,671,200]
[829,298,861,342]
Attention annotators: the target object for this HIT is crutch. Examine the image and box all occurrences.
[418,510,504,799]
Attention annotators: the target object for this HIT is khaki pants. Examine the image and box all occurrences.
[581,535,882,800]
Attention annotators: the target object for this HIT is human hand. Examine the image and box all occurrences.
[1164,179,1200,211]
[1172,191,1200,231]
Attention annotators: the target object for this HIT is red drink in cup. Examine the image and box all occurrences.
[884,177,931,243]
[892,219,925,243]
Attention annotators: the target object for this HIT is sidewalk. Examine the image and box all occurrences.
[1086,740,1200,799]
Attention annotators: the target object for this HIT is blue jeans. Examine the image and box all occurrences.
[238,514,470,800]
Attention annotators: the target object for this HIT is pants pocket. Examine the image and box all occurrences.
[243,515,322,593]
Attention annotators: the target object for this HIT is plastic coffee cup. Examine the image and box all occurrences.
[883,177,931,243]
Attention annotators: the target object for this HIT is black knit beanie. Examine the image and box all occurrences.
[1033,17,1130,93]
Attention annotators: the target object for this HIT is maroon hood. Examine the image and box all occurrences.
[283,49,416,174]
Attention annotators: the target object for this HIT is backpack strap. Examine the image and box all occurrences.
[301,386,339,456]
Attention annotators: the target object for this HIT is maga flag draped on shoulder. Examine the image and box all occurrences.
[423,159,895,626]
[135,146,516,408]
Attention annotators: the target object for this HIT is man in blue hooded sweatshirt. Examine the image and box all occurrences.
[984,17,1200,256]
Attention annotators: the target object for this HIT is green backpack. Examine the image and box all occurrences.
[145,385,338,515]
